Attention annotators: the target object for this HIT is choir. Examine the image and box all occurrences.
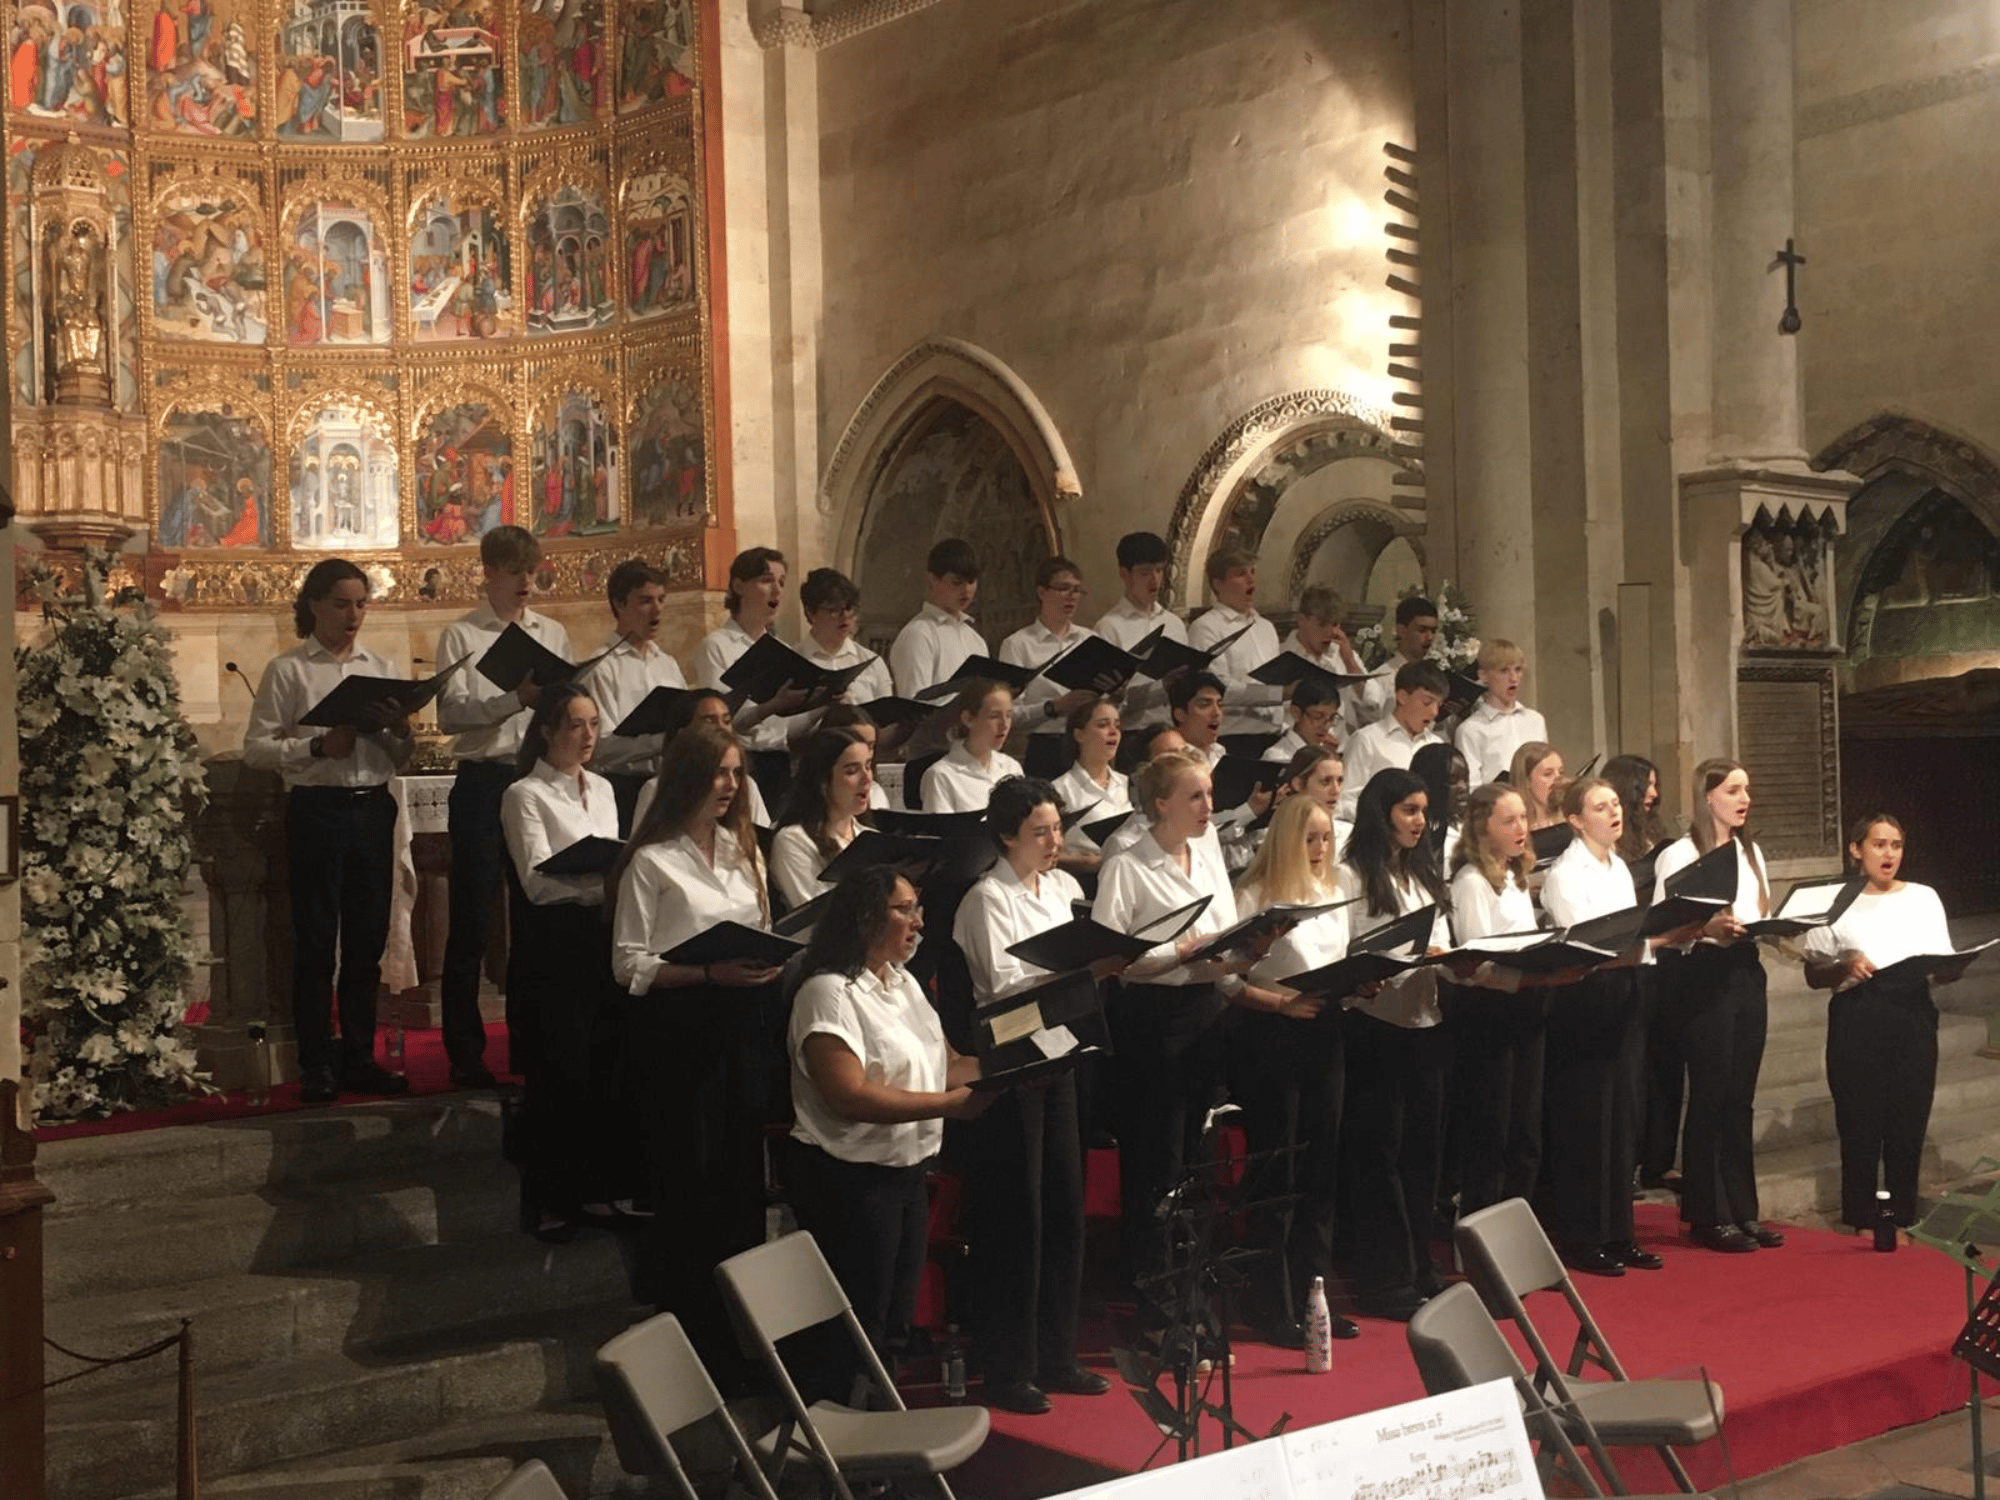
[247,528,1961,1414]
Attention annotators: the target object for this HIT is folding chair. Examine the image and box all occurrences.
[1455,1198,1724,1495]
[1408,1284,1712,1500]
[594,1311,783,1500]
[484,1459,567,1500]
[715,1231,989,1500]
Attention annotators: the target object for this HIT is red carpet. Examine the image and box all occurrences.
[33,1028,517,1142]
[959,1201,1980,1499]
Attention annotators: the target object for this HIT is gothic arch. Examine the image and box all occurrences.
[1285,499,1426,602]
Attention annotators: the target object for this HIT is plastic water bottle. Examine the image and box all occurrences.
[943,1325,967,1403]
[1873,1190,1898,1253]
[1305,1277,1333,1373]
[246,1023,271,1107]
[386,1021,406,1064]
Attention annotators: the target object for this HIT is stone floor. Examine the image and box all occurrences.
[1735,1393,2000,1500]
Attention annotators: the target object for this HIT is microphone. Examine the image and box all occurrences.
[224,661,257,699]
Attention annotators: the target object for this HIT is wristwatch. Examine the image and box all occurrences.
[309,735,327,758]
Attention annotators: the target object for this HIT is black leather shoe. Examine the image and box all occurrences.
[1250,1315,1305,1351]
[985,1379,1052,1415]
[1038,1365,1111,1396]
[298,1066,339,1104]
[450,1065,498,1089]
[1606,1240,1665,1270]
[1355,1289,1429,1323]
[1561,1244,1626,1277]
[1330,1313,1361,1341]
[1691,1223,1757,1253]
[340,1062,411,1096]
[1739,1220,1785,1248]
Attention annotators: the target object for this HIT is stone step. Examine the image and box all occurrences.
[46,1338,558,1500]
[43,1157,524,1301]
[1756,1101,2000,1225]
[1753,1048,2000,1152]
[1755,1014,1988,1092]
[36,1096,508,1216]
[44,1232,642,1392]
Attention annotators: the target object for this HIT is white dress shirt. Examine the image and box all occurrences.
[437,604,573,763]
[502,758,620,906]
[583,638,688,776]
[1652,834,1770,942]
[1454,698,1550,787]
[1800,883,1954,992]
[1000,618,1095,731]
[1338,864,1446,1027]
[1095,595,1189,724]
[769,820,857,910]
[1189,603,1284,728]
[611,832,768,995]
[1348,651,1411,736]
[1451,863,1539,941]
[632,767,769,831]
[1053,763,1131,855]
[790,966,946,1167]
[776,634,895,743]
[1337,716,1445,821]
[953,859,1087,1006]
[888,602,988,700]
[1539,839,1637,929]
[1263,728,1307,765]
[696,616,789,751]
[243,639,406,787]
[1095,828,1242,990]
[921,741,1025,813]
[1237,878,1349,993]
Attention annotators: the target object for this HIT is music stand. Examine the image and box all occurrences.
[1912,1157,2000,1500]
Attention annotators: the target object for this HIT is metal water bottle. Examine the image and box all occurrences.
[943,1325,967,1402]
[1873,1190,1898,1252]
[246,1022,271,1107]
[1305,1276,1334,1373]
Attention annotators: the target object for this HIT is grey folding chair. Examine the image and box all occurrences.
[594,1311,783,1500]
[1455,1198,1725,1495]
[1408,1284,1711,1500]
[484,1459,567,1500]
[715,1231,990,1500]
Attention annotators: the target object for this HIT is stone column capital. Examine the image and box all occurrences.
[1678,460,1862,534]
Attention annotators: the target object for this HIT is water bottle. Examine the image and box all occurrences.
[386,1021,406,1065]
[246,1023,271,1107]
[1873,1190,1898,1253]
[1304,1276,1333,1373]
[943,1324,967,1403]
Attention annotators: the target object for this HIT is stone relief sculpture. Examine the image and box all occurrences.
[1742,520,1832,650]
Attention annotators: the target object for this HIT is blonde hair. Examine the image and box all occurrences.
[1509,740,1563,825]
[1689,757,1770,915]
[1237,795,1336,907]
[1477,638,1525,672]
[1135,749,1207,823]
[1450,784,1531,893]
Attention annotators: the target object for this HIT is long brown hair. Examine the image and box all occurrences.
[1509,740,1563,826]
[1602,753,1667,859]
[612,724,768,924]
[1450,783,1531,894]
[1689,757,1768,915]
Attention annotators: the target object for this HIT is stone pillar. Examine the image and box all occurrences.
[188,757,296,1089]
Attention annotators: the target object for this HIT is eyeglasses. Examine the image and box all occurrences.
[1043,582,1088,597]
[889,901,924,919]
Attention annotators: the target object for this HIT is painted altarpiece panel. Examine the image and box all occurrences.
[9,0,129,126]
[406,177,514,340]
[412,384,512,544]
[276,0,384,141]
[143,0,255,136]
[615,0,689,112]
[620,164,692,322]
[287,389,400,549]
[280,187,392,346]
[148,165,268,344]
[625,358,702,528]
[154,390,274,548]
[520,170,610,334]
[399,0,503,139]
[516,0,601,128]
[528,378,615,538]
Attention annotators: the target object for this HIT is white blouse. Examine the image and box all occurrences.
[611,832,768,995]
[1053,762,1132,854]
[1450,863,1538,941]
[1337,864,1446,1028]
[1800,883,1953,992]
[1095,828,1242,991]
[789,966,947,1167]
[1652,834,1769,942]
[921,741,1025,813]
[953,860,1087,1007]
[1539,839,1639,928]
[502,759,620,907]
[696,617,789,752]
[769,820,856,910]
[1236,879,1349,993]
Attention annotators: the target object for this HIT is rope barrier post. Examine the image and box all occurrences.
[176,1319,197,1500]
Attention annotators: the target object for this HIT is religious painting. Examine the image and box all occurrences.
[622,169,693,321]
[8,139,36,407]
[144,0,255,136]
[626,377,701,526]
[516,0,601,128]
[415,398,511,543]
[151,183,267,343]
[275,0,383,141]
[530,388,616,537]
[407,190,512,339]
[282,199,389,345]
[400,0,502,139]
[1742,518,1833,651]
[522,182,610,334]
[615,0,689,112]
[9,0,128,126]
[156,403,272,549]
[289,398,398,549]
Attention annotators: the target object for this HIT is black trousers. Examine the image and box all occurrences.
[1231,1007,1343,1321]
[1338,1011,1451,1300]
[443,759,518,1071]
[959,1072,1085,1384]
[1826,979,1938,1227]
[1441,984,1546,1217]
[1539,972,1641,1245]
[1675,943,1767,1228]
[1110,981,1229,1286]
[285,785,396,1077]
[1639,960,1687,1180]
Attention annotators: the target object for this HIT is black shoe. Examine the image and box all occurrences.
[1639,1171,1684,1193]
[339,1062,410,1096]
[450,1065,498,1089]
[1606,1240,1665,1271]
[298,1066,339,1104]
[1355,1289,1429,1323]
[1330,1313,1361,1341]
[1691,1223,1757,1253]
[1249,1314,1305,1351]
[1739,1220,1785,1248]
[1038,1365,1111,1396]
[1560,1244,1626,1277]
[984,1379,1051,1415]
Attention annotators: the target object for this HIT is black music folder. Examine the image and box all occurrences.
[1531,823,1575,868]
[816,827,997,887]
[1443,669,1486,712]
[969,968,1111,1091]
[868,808,990,839]
[477,624,579,692]
[1249,653,1371,692]
[1210,753,1282,812]
[1219,730,1282,760]
[610,685,703,738]
[301,653,471,729]
[1865,939,1999,989]
[533,835,624,876]
[772,888,833,938]
[1279,902,1437,999]
[1004,896,1211,974]
[916,652,1054,702]
[1185,899,1352,963]
[721,633,875,706]
[1739,875,1864,939]
[1040,632,1154,695]
[856,695,945,728]
[1663,840,1739,902]
[1082,809,1136,847]
[1136,620,1255,680]
[662,921,802,969]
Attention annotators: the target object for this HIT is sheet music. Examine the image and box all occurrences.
[1279,1382,1540,1500]
[1057,1432,1295,1500]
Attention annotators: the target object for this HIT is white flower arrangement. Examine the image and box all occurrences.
[365,564,396,602]
[18,552,212,1120]
[1351,579,1483,672]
